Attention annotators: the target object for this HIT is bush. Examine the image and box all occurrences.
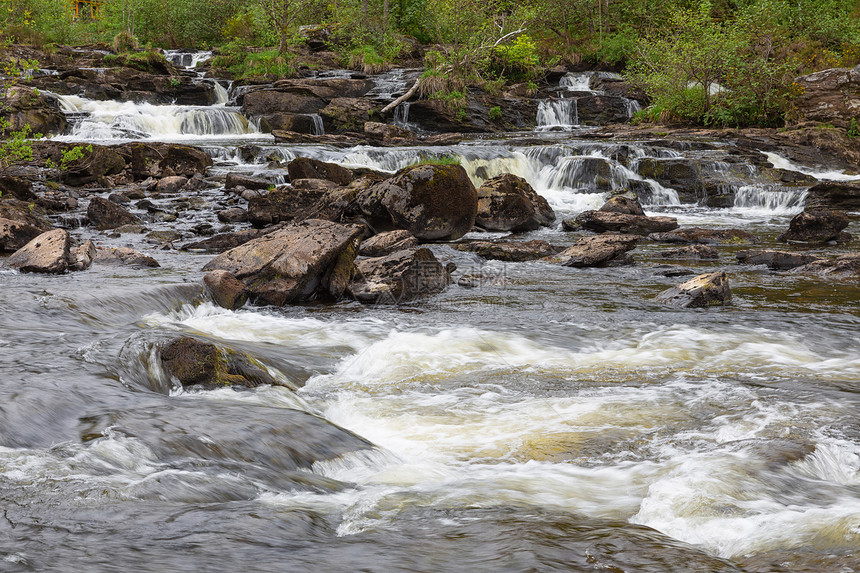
[489,106,502,120]
[483,34,540,82]
[113,31,138,53]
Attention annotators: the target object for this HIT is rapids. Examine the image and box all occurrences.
[2,55,859,572]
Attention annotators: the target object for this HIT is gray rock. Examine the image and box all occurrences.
[348,248,451,304]
[656,271,731,308]
[359,230,418,257]
[94,247,160,267]
[659,245,719,259]
[543,234,639,267]
[4,228,70,273]
[736,249,822,270]
[70,240,96,271]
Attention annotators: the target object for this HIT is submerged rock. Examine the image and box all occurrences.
[359,230,418,257]
[348,247,451,304]
[778,208,850,243]
[202,219,363,306]
[160,336,284,389]
[649,227,758,245]
[543,234,639,267]
[87,197,140,230]
[94,247,160,267]
[736,249,822,270]
[792,253,860,277]
[451,239,558,262]
[656,271,731,308]
[474,174,555,232]
[3,228,70,273]
[659,245,719,260]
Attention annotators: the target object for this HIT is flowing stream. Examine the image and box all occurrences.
[2,58,859,572]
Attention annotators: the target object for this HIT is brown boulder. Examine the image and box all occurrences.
[2,86,67,136]
[160,337,282,389]
[736,249,822,270]
[656,271,731,308]
[792,253,860,277]
[451,240,558,262]
[201,219,363,306]
[659,245,719,259]
[649,228,758,245]
[794,66,860,127]
[348,248,451,304]
[62,146,126,186]
[778,208,850,243]
[225,173,273,191]
[364,122,415,141]
[181,228,271,253]
[475,174,555,232]
[87,197,140,230]
[70,240,96,271]
[574,211,678,235]
[543,234,639,267]
[287,157,353,186]
[217,207,248,223]
[4,229,70,273]
[807,181,860,210]
[93,247,160,267]
[203,270,249,310]
[600,195,646,216]
[0,217,45,252]
[155,176,188,194]
[359,230,418,257]
[248,181,346,227]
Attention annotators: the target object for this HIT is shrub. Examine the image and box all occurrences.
[489,105,502,120]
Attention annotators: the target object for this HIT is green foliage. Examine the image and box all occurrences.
[0,57,39,174]
[484,34,540,82]
[488,105,502,120]
[411,154,462,166]
[848,118,860,138]
[113,30,138,53]
[212,42,294,79]
[60,144,92,171]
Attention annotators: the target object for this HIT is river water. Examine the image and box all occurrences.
[1,66,859,572]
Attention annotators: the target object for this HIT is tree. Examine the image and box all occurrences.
[258,0,311,52]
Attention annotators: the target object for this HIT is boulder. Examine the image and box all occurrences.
[475,174,555,232]
[348,248,451,304]
[181,228,270,253]
[70,240,96,271]
[806,181,860,210]
[248,181,346,227]
[0,176,36,202]
[649,228,758,245]
[320,97,383,133]
[0,217,45,252]
[87,197,140,230]
[656,271,732,308]
[160,337,282,389]
[576,94,637,125]
[217,207,249,223]
[794,65,860,127]
[659,245,719,259]
[356,164,478,241]
[736,249,822,270]
[637,158,701,203]
[93,247,160,267]
[792,253,860,277]
[241,79,374,116]
[4,229,70,273]
[2,86,67,136]
[258,112,320,134]
[203,270,249,310]
[543,234,639,267]
[201,219,363,306]
[124,143,212,179]
[155,176,188,194]
[600,195,646,216]
[778,208,850,243]
[359,230,418,257]
[225,173,273,191]
[450,240,558,262]
[287,157,353,186]
[62,146,126,186]
[573,211,678,235]
[364,122,415,142]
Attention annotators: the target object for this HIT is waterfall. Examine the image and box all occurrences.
[164,50,213,72]
[560,72,593,91]
[211,81,229,105]
[394,102,410,127]
[309,114,325,136]
[733,185,807,213]
[536,99,578,130]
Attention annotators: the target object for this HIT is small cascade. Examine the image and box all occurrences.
[394,102,410,128]
[560,72,593,91]
[309,114,325,136]
[764,152,860,182]
[211,81,229,105]
[733,185,808,213]
[367,68,420,101]
[536,99,578,130]
[165,50,213,72]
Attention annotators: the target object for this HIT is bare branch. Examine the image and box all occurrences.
[381,77,421,114]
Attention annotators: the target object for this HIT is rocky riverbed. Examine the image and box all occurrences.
[1,45,859,572]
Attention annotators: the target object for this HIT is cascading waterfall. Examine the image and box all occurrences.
[394,102,410,128]
[309,114,325,136]
[732,185,808,213]
[536,99,578,130]
[560,72,593,91]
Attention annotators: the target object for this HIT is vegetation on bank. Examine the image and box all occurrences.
[1,0,860,129]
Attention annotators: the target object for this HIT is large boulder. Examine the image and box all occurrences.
[806,181,860,210]
[359,230,418,257]
[0,217,45,252]
[241,79,374,117]
[573,210,678,235]
[475,174,555,232]
[778,208,850,243]
[320,98,383,133]
[247,181,353,227]
[123,143,212,179]
[287,157,353,186]
[87,197,140,230]
[203,270,249,310]
[62,146,126,186]
[736,249,822,270]
[656,271,731,308]
[201,219,363,306]
[600,195,646,216]
[451,239,558,262]
[794,65,860,127]
[348,248,451,304]
[543,234,639,267]
[160,337,283,389]
[3,228,70,273]
[356,164,478,241]
[2,86,67,136]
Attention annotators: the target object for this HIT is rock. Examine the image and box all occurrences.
[93,247,160,267]
[600,195,646,216]
[806,181,860,210]
[656,271,732,308]
[0,176,36,201]
[348,248,451,304]
[736,249,822,270]
[2,86,67,136]
[359,230,418,257]
[778,208,850,243]
[543,234,639,267]
[87,197,140,230]
[3,228,70,273]
[794,65,860,127]
[217,207,249,223]
[201,219,363,306]
[248,182,344,227]
[364,122,415,141]
[637,157,701,203]
[241,79,374,116]
[180,228,270,253]
[450,240,558,262]
[146,230,182,243]
[225,173,273,191]
[356,164,477,241]
[457,272,509,288]
[659,245,719,259]
[155,176,188,194]
[160,337,281,389]
[573,211,678,235]
[258,112,321,134]
[124,143,212,179]
[70,240,96,271]
[319,97,382,133]
[649,228,758,245]
[287,157,353,186]
[576,94,637,125]
[474,174,555,232]
[792,253,860,277]
[0,217,45,252]
[203,270,249,310]
[62,146,126,186]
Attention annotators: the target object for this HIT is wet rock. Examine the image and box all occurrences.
[69,240,96,271]
[649,228,758,245]
[217,207,249,223]
[225,173,273,191]
[659,245,719,259]
[124,143,212,179]
[114,224,149,234]
[356,163,477,241]
[287,157,353,186]
[599,195,646,216]
[736,249,822,270]
[94,247,160,267]
[203,270,249,310]
[777,208,850,243]
[2,86,67,136]
[574,211,678,235]
[87,196,140,230]
[543,234,639,267]
[457,272,509,288]
[180,228,271,253]
[364,121,415,142]
[146,230,182,243]
[576,94,637,125]
[248,182,347,227]
[258,112,320,134]
[241,79,374,117]
[791,253,860,277]
[348,248,451,304]
[201,219,363,306]
[359,230,418,257]
[160,337,282,389]
[319,97,382,133]
[0,176,36,202]
[3,228,70,273]
[656,271,731,308]
[475,174,555,232]
[794,65,860,127]
[806,181,860,210]
[451,240,558,262]
[62,146,126,186]
[155,176,188,194]
[0,217,45,252]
